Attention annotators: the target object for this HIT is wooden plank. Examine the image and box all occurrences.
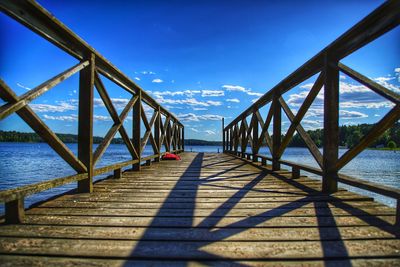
[0,60,89,120]
[0,225,396,241]
[0,79,86,173]
[0,173,87,203]
[1,255,399,267]
[77,53,95,193]
[0,237,398,259]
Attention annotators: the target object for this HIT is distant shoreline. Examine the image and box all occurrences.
[1,126,399,150]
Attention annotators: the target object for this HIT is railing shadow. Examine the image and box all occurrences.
[122,152,398,265]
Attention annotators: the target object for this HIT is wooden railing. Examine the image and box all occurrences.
[0,0,184,223]
[223,1,400,225]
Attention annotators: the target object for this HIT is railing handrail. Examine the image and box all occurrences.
[225,0,399,129]
[222,0,400,226]
[0,0,181,124]
[0,0,185,223]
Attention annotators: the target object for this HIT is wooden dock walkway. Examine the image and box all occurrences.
[0,152,399,266]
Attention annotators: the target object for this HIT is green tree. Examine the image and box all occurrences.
[387,140,396,149]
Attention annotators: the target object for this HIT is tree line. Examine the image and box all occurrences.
[0,122,399,148]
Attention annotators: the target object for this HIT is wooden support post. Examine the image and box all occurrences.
[154,107,161,162]
[146,159,151,166]
[182,126,185,152]
[166,120,171,153]
[272,94,281,171]
[261,158,267,166]
[396,200,400,227]
[222,118,225,152]
[113,168,122,179]
[5,198,25,224]
[246,154,251,160]
[292,167,300,179]
[77,53,95,193]
[252,113,258,162]
[132,90,142,171]
[322,53,339,193]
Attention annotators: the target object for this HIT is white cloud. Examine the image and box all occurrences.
[94,115,112,121]
[134,77,140,81]
[152,78,163,83]
[193,107,208,111]
[206,100,222,106]
[374,114,381,117]
[190,128,199,132]
[16,83,31,91]
[43,114,77,121]
[153,90,200,97]
[339,110,368,119]
[205,130,216,135]
[247,91,263,96]
[42,114,111,122]
[227,98,240,103]
[176,113,223,122]
[222,84,263,97]
[155,96,221,107]
[30,102,77,113]
[201,90,224,97]
[222,85,247,92]
[141,71,155,75]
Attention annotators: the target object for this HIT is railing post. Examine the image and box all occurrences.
[322,52,339,193]
[77,53,95,193]
[229,127,233,152]
[132,90,142,171]
[154,107,161,162]
[222,118,225,153]
[252,112,258,162]
[272,93,281,171]
[113,168,122,179]
[5,198,25,224]
[182,126,185,152]
[396,199,400,227]
[292,166,300,179]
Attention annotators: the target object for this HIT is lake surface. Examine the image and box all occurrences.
[0,142,399,215]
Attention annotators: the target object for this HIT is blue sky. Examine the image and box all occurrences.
[1,0,399,141]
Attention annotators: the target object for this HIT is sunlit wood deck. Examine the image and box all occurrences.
[0,152,399,266]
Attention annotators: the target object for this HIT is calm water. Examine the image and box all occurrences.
[0,142,399,215]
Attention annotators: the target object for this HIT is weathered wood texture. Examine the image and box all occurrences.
[0,153,398,265]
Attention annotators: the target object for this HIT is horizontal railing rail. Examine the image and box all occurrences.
[0,0,184,223]
[223,0,400,226]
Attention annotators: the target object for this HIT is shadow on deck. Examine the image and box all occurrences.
[0,152,399,266]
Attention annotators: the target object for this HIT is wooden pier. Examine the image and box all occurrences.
[0,152,399,265]
[1,0,400,266]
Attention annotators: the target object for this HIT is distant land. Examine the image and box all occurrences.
[1,122,398,149]
[0,130,221,146]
